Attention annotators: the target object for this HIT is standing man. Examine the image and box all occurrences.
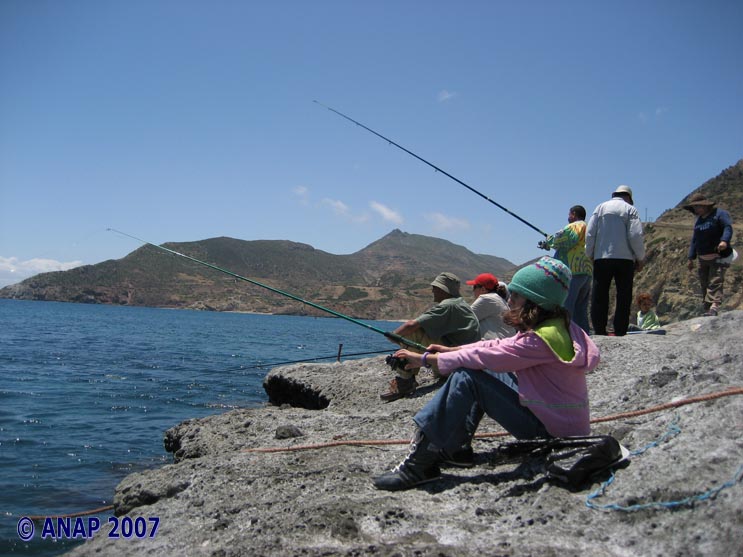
[538,205,592,333]
[586,185,645,336]
[381,272,480,402]
[684,193,734,316]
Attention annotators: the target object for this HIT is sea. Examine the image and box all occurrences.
[0,299,398,555]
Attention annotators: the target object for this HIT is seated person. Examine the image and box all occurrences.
[373,257,599,491]
[381,272,479,402]
[466,272,514,340]
[628,293,661,331]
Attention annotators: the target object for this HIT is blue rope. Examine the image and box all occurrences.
[626,416,681,458]
[586,416,743,512]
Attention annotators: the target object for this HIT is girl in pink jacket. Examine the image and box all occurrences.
[374,257,600,491]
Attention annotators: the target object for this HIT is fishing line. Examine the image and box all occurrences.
[314,100,549,238]
[234,348,393,371]
[107,229,426,350]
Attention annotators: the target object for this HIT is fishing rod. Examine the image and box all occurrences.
[108,229,426,351]
[314,100,549,238]
[238,349,393,371]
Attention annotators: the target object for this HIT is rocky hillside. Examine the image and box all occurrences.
[634,159,743,323]
[0,230,514,321]
[3,159,741,325]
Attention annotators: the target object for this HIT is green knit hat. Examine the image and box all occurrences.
[508,256,572,310]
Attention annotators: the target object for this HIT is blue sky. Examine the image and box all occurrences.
[1,0,742,288]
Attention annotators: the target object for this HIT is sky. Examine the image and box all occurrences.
[1,0,742,288]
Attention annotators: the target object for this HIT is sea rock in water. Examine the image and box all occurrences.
[66,313,743,556]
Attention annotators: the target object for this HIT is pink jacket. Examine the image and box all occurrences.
[436,321,599,437]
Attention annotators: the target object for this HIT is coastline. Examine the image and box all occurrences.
[66,313,743,556]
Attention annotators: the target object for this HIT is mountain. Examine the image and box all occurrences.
[0,230,515,320]
[4,159,741,324]
[633,158,743,322]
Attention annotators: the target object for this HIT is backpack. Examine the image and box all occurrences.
[492,435,629,489]
[545,436,629,488]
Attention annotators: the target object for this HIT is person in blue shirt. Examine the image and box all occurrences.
[684,193,734,317]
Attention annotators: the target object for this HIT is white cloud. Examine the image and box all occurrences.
[437,90,457,102]
[321,198,350,216]
[320,198,369,223]
[369,201,403,225]
[655,106,669,118]
[0,256,83,288]
[638,106,669,124]
[296,188,372,224]
[293,185,310,205]
[425,212,470,231]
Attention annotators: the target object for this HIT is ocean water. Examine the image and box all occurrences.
[0,299,397,555]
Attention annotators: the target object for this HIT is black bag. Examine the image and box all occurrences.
[545,435,628,488]
[491,435,630,489]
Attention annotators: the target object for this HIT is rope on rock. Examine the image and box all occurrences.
[586,418,743,511]
[16,388,741,521]
[24,504,115,521]
[243,386,743,453]
[587,463,743,511]
[587,386,743,423]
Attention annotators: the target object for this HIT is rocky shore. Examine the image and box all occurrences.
[68,313,743,556]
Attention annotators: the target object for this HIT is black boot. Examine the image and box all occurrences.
[439,445,475,468]
[373,429,442,491]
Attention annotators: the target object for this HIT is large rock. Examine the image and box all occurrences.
[67,313,743,556]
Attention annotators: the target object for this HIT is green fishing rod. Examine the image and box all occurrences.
[108,229,426,351]
[314,100,549,238]
[232,349,393,372]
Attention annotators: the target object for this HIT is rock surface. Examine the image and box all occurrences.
[67,313,743,556]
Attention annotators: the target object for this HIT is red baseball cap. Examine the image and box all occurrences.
[466,273,499,290]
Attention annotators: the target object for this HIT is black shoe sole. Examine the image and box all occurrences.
[440,459,475,469]
[372,472,442,491]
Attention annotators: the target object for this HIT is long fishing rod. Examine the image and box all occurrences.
[108,229,426,351]
[314,100,549,238]
[238,349,393,371]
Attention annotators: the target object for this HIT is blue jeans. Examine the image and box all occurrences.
[413,369,550,452]
[564,274,591,333]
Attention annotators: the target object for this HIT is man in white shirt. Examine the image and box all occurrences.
[585,185,645,336]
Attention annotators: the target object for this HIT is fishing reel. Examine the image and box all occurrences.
[385,354,409,372]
